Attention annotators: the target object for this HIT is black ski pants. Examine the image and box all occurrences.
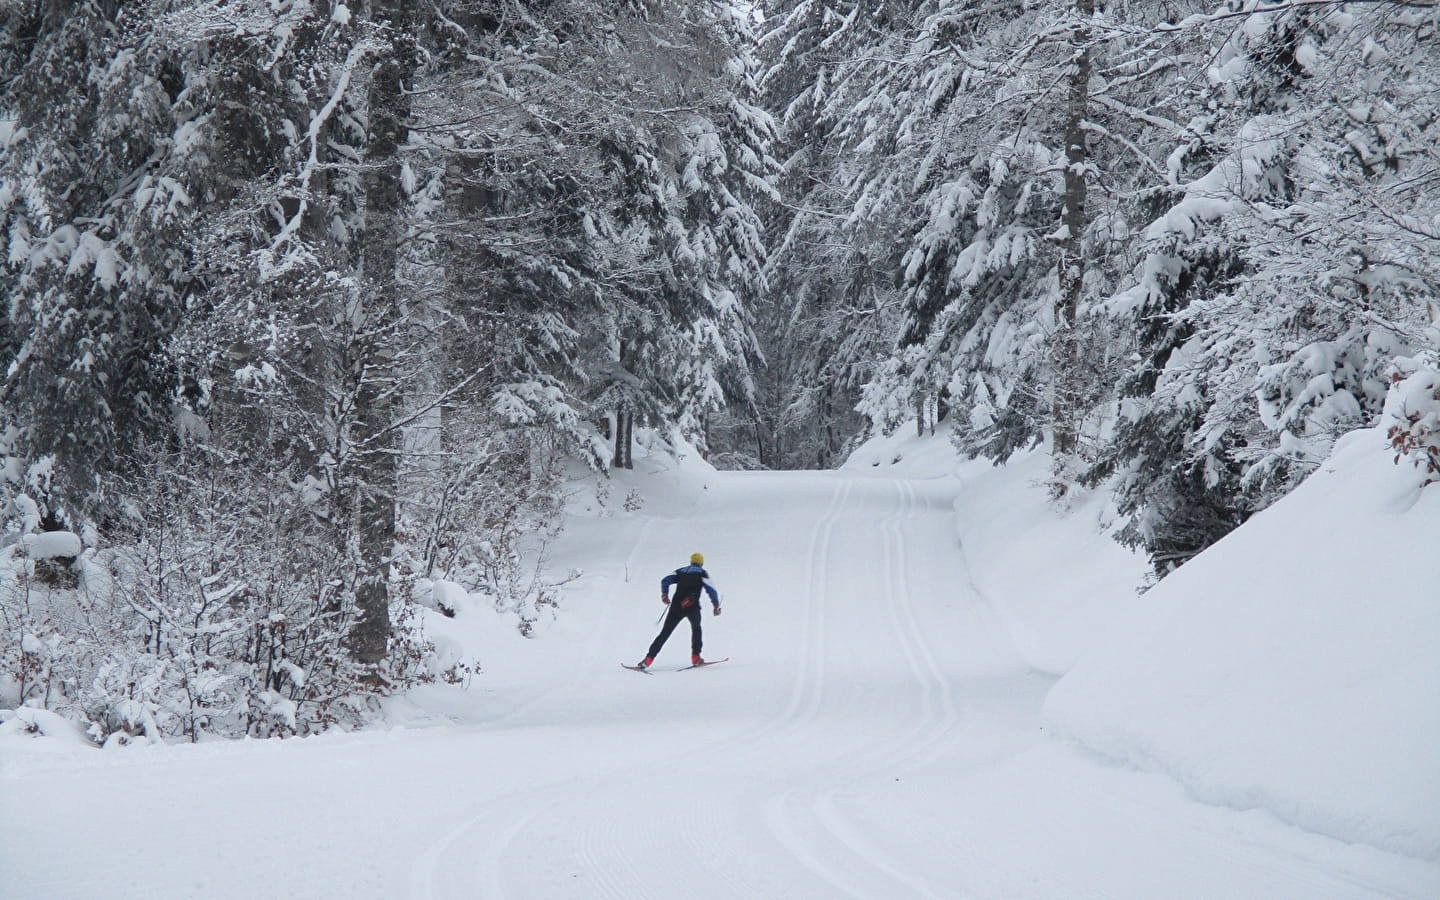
[648,596,702,659]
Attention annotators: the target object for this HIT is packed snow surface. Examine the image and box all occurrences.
[3,426,1435,898]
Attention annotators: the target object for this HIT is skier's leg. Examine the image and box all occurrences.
[687,603,703,656]
[647,604,685,660]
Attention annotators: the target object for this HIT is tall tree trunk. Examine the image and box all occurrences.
[613,339,634,470]
[1052,0,1094,467]
[613,410,624,469]
[346,5,411,665]
[614,411,634,469]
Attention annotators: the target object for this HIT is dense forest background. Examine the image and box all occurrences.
[2,0,1437,739]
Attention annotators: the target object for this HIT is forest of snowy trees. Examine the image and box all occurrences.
[2,0,1437,740]
[758,0,1440,562]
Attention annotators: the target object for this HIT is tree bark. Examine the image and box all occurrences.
[613,340,634,470]
[346,5,411,665]
[1052,0,1094,463]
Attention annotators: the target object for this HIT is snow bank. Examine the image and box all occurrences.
[845,423,1148,675]
[0,705,99,776]
[950,450,1147,675]
[841,420,966,477]
[1044,428,1440,861]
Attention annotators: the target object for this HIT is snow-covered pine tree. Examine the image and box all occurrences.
[818,0,1195,476]
[1090,1,1440,573]
[0,1,202,518]
[424,0,772,471]
[656,1,783,455]
[756,0,897,468]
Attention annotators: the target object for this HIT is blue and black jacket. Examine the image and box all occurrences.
[662,565,720,609]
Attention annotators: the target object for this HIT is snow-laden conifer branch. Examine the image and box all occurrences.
[264,36,383,279]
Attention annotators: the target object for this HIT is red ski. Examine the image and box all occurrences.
[620,664,654,674]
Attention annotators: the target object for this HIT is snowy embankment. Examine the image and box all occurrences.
[849,421,1440,865]
[1044,428,1440,861]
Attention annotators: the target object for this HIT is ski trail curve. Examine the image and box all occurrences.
[761,476,958,899]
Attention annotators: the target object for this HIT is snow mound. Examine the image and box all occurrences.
[13,530,82,559]
[951,449,1147,675]
[1043,428,1440,861]
[840,421,965,478]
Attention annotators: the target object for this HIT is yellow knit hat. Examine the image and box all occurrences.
[690,552,704,565]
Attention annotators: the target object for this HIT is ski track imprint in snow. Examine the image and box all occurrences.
[762,477,956,899]
[9,469,1436,900]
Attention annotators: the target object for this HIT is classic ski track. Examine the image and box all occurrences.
[763,477,956,899]
[409,738,673,900]
[763,479,904,896]
[786,474,845,726]
[410,514,666,899]
[482,515,660,731]
[805,477,958,896]
[578,804,643,900]
[886,477,963,771]
[688,474,855,898]
[472,805,542,899]
[452,476,856,900]
[410,796,540,899]
[759,475,892,897]
[557,475,859,900]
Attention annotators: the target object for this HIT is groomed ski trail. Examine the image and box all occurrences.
[5,469,1432,900]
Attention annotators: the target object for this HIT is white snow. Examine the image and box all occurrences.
[841,423,1148,675]
[1045,426,1440,861]
[2,425,1436,898]
[13,529,82,559]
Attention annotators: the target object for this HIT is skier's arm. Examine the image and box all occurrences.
[660,572,677,601]
[702,578,720,608]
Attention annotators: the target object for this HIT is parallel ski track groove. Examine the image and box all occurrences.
[411,514,669,899]
[806,476,952,898]
[787,475,846,726]
[652,474,855,899]
[887,477,962,770]
[764,477,956,898]
[761,476,870,897]
[814,477,961,895]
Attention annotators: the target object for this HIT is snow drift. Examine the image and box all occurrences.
[1043,427,1440,861]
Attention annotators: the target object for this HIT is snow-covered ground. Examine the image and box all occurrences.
[3,425,1437,898]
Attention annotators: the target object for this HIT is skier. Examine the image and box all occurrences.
[634,552,721,670]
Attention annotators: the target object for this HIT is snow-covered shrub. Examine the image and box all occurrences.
[0,442,436,743]
[392,401,572,637]
[1384,353,1440,482]
[11,529,84,589]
